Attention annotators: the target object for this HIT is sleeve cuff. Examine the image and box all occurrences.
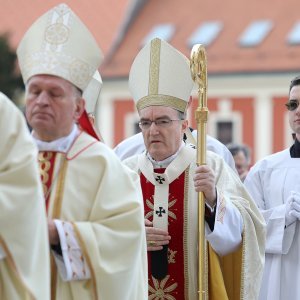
[52,220,91,281]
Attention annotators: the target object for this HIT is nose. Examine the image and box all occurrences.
[149,121,159,135]
[296,103,300,115]
[36,91,50,106]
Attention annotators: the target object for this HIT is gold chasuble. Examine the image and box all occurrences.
[37,131,147,300]
[124,144,265,300]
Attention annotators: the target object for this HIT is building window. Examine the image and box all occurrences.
[287,21,300,45]
[239,20,273,47]
[216,121,233,145]
[187,21,223,48]
[142,24,175,46]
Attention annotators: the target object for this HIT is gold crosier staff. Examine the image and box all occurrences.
[190,44,208,300]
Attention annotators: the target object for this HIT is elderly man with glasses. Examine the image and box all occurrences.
[124,37,265,300]
[245,75,300,300]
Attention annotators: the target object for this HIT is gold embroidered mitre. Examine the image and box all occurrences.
[17,3,103,91]
[129,38,194,113]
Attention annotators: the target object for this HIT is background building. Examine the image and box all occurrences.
[100,0,300,163]
[2,0,300,163]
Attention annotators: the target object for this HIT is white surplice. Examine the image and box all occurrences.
[245,149,300,300]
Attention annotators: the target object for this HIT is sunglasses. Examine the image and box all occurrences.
[285,99,299,111]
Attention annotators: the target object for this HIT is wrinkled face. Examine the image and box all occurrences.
[288,85,300,141]
[233,151,249,177]
[25,75,84,141]
[139,106,188,161]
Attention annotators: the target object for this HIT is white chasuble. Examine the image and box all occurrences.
[38,131,147,300]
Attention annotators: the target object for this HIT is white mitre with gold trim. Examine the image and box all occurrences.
[17,3,103,91]
[129,38,194,113]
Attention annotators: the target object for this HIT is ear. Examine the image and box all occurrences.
[181,119,189,133]
[74,98,85,121]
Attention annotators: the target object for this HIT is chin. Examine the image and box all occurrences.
[151,152,167,162]
[149,150,159,159]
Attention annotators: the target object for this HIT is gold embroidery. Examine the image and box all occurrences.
[70,60,91,88]
[38,152,53,197]
[145,195,177,223]
[149,275,178,300]
[149,38,160,95]
[45,23,69,45]
[137,94,188,113]
[51,155,68,219]
[38,151,53,162]
[168,248,177,264]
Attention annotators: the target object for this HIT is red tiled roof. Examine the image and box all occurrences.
[0,0,130,55]
[101,0,300,78]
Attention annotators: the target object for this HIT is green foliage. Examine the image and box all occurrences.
[0,33,23,100]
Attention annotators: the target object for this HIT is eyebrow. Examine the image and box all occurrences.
[27,83,64,93]
[27,83,39,90]
[140,115,173,121]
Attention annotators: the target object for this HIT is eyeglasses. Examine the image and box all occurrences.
[285,99,300,111]
[138,118,183,130]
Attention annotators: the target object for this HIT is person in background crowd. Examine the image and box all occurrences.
[227,143,251,181]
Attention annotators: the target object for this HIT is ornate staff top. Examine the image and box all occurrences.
[190,44,208,110]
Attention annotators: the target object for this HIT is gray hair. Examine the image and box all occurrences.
[227,143,251,164]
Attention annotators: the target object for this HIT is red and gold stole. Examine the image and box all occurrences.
[142,169,187,299]
[38,151,57,211]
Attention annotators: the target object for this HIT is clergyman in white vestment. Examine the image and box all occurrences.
[16,3,147,299]
[124,37,265,300]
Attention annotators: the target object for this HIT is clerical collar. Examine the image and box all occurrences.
[146,142,185,168]
[290,136,300,158]
[33,124,79,152]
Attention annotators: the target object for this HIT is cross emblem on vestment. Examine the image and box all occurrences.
[155,175,165,184]
[156,206,166,217]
